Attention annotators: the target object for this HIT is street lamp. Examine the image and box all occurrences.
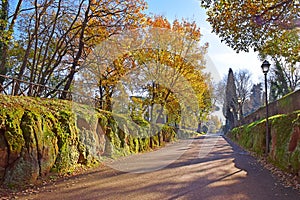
[261,60,271,155]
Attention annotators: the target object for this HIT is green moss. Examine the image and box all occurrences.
[176,128,198,139]
[290,150,300,174]
[292,111,300,126]
[0,94,182,186]
[230,120,267,156]
[228,110,300,174]
[127,135,135,153]
[133,137,140,153]
[138,138,151,152]
[52,110,80,173]
[4,110,25,161]
[270,114,295,170]
[246,120,262,131]
[251,123,265,155]
[39,116,58,174]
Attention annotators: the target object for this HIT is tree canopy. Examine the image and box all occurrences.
[200,0,300,52]
[0,1,213,129]
[77,16,212,128]
[1,0,147,97]
[201,0,300,96]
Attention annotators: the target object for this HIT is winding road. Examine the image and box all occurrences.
[10,134,300,200]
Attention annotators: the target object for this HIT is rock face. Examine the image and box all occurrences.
[0,95,180,187]
[289,126,300,152]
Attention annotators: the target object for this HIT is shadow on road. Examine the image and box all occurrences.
[11,134,300,200]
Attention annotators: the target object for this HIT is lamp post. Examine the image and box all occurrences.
[261,60,271,155]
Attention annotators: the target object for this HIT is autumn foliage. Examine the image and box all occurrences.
[1,1,212,128]
[75,15,211,128]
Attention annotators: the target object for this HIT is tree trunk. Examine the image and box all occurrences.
[14,38,33,95]
[0,0,9,86]
[61,0,91,99]
[197,121,202,133]
[0,0,23,88]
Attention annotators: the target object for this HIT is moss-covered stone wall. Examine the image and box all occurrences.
[0,95,190,187]
[228,111,300,175]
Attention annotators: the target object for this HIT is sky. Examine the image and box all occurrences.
[145,0,265,84]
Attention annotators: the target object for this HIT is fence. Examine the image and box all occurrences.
[0,74,98,106]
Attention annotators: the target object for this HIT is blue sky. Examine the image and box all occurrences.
[145,0,264,83]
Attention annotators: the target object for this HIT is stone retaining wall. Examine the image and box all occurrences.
[242,89,300,125]
[228,89,300,176]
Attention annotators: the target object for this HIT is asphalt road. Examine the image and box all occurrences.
[8,134,300,200]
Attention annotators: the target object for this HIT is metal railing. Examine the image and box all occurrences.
[0,74,71,98]
[0,74,99,106]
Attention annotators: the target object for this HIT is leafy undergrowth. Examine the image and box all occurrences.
[258,156,300,191]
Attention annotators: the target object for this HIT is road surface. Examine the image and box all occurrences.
[4,134,300,200]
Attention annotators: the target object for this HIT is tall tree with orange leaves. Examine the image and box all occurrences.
[79,15,212,129]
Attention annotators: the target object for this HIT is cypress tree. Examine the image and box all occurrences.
[223,68,238,132]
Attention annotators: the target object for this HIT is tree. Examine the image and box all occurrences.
[13,0,83,96]
[223,68,238,132]
[61,0,147,99]
[0,0,9,83]
[214,69,251,125]
[259,29,300,95]
[206,115,222,133]
[200,1,299,101]
[131,16,211,129]
[78,16,212,131]
[243,83,263,116]
[200,0,299,53]
[8,0,147,98]
[0,0,22,86]
[269,61,290,102]
[213,76,226,106]
[260,29,300,65]
[234,69,252,117]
